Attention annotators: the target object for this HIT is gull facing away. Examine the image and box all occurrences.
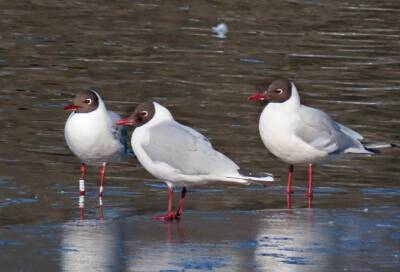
[64,90,128,202]
[249,78,393,198]
[117,101,273,221]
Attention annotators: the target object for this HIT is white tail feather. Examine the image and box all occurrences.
[226,174,274,184]
[364,143,394,149]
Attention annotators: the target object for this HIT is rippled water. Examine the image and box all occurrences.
[0,0,399,271]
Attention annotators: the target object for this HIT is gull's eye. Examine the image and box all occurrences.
[140,111,148,117]
[275,88,283,94]
[84,98,92,104]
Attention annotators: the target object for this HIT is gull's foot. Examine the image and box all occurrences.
[153,212,180,221]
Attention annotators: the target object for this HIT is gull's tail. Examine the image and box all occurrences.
[225,169,274,185]
[364,143,396,154]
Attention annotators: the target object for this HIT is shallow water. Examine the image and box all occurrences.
[0,0,399,271]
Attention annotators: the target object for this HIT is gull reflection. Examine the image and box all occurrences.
[61,207,334,271]
[125,221,185,271]
[77,194,105,221]
[254,209,330,271]
[61,219,125,271]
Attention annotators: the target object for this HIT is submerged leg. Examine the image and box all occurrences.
[154,184,175,221]
[99,162,107,197]
[175,187,187,219]
[307,164,313,198]
[286,164,294,194]
[79,163,86,195]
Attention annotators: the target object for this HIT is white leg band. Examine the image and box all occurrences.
[79,179,85,192]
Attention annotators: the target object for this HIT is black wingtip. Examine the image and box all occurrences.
[365,147,381,154]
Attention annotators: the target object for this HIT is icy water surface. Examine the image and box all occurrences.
[0,0,399,271]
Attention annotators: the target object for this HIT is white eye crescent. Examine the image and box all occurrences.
[276,88,283,94]
[141,111,148,117]
[84,98,92,104]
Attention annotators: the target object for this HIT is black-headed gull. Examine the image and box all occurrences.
[249,78,392,198]
[64,90,127,200]
[117,101,273,220]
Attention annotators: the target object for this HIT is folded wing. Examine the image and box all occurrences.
[142,122,240,176]
[295,106,369,154]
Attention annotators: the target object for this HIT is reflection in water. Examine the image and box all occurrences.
[56,207,400,271]
[98,197,104,221]
[77,193,105,221]
[127,221,186,271]
[61,220,125,272]
[286,193,313,210]
[254,209,330,271]
[78,195,84,220]
[165,221,185,244]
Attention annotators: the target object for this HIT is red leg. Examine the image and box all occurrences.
[153,185,175,221]
[307,164,313,198]
[175,187,187,218]
[286,164,294,194]
[99,162,106,197]
[79,163,86,196]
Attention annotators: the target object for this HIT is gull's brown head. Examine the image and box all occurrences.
[116,102,155,127]
[64,90,99,113]
[248,78,292,103]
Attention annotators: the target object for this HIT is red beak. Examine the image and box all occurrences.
[64,104,81,111]
[248,93,267,101]
[116,118,136,126]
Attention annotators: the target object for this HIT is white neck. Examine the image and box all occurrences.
[91,90,107,113]
[146,102,174,127]
[266,82,301,112]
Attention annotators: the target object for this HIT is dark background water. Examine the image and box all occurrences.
[0,0,399,271]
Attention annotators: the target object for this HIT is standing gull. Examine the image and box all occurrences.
[249,78,392,198]
[64,90,127,202]
[117,101,273,220]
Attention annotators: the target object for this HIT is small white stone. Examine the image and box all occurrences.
[212,23,228,38]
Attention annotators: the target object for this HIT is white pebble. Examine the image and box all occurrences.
[212,23,228,38]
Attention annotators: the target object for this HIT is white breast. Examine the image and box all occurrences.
[259,104,327,165]
[65,108,124,165]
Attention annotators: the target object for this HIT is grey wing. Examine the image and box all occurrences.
[142,122,239,175]
[295,106,363,154]
[337,123,364,141]
[108,111,129,154]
